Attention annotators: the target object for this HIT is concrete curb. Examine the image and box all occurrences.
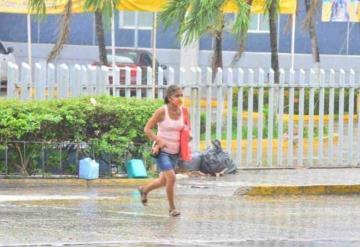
[235,184,360,196]
[0,178,155,187]
[2,179,360,196]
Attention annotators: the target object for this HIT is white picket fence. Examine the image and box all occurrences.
[2,61,360,168]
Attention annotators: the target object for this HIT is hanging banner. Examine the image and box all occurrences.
[120,0,297,14]
[0,0,297,14]
[0,0,85,14]
[322,0,360,22]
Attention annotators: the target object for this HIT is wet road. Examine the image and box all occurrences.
[1,184,360,246]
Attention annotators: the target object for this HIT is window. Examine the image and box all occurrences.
[224,14,270,33]
[249,14,269,32]
[120,11,153,29]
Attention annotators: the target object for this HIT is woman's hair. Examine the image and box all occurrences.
[164,85,181,104]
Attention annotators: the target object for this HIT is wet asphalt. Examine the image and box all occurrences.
[1,178,360,247]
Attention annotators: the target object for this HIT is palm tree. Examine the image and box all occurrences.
[160,0,250,81]
[304,0,320,72]
[84,0,121,65]
[266,0,280,83]
[29,0,73,63]
[29,0,120,65]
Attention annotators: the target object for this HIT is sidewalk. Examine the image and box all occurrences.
[178,168,360,196]
[1,168,360,196]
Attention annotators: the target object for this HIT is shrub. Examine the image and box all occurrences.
[0,96,162,175]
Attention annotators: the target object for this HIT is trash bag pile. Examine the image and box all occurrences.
[178,140,237,176]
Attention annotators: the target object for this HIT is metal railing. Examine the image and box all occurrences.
[1,62,360,168]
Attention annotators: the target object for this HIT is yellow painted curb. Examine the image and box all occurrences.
[241,184,360,196]
[0,178,155,187]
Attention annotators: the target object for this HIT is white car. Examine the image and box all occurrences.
[0,41,16,94]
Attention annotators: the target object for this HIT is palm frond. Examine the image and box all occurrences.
[47,0,72,62]
[84,0,121,18]
[264,0,280,13]
[180,0,224,45]
[232,0,250,38]
[230,0,252,66]
[160,0,191,32]
[28,0,46,15]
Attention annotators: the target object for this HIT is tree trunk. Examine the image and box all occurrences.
[95,11,108,65]
[304,0,320,73]
[212,30,223,82]
[269,0,279,83]
[47,0,72,63]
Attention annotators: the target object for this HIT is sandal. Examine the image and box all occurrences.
[169,209,181,217]
[138,186,148,205]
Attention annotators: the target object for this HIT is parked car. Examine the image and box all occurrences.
[93,48,167,85]
[0,41,16,95]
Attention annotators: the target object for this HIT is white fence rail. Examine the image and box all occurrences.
[2,62,360,168]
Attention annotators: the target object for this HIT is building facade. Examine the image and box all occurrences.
[0,2,359,71]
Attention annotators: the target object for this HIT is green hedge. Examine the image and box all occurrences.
[0,96,162,175]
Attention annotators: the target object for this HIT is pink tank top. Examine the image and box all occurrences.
[157,105,184,154]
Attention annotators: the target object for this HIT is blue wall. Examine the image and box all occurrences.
[0,6,359,55]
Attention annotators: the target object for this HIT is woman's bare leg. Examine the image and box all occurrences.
[163,169,177,210]
[142,172,166,194]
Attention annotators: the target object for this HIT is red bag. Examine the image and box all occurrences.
[180,107,191,161]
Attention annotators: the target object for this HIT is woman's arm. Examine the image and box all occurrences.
[144,108,167,148]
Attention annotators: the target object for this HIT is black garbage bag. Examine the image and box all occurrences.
[177,151,203,172]
[200,140,237,175]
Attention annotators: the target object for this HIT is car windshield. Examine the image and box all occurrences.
[106,50,139,64]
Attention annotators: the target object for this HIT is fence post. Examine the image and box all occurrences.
[124,67,131,98]
[34,62,46,100]
[205,67,212,148]
[267,69,275,168]
[337,69,346,165]
[46,63,55,99]
[135,67,142,98]
[6,62,18,99]
[112,66,120,97]
[168,66,175,85]
[297,69,306,167]
[100,66,109,95]
[287,69,295,168]
[146,67,153,99]
[20,62,31,100]
[215,68,223,142]
[256,68,264,167]
[318,69,326,166]
[226,68,233,156]
[72,64,82,97]
[158,66,164,99]
[348,69,355,166]
[87,65,97,96]
[236,68,244,168]
[57,64,70,98]
[308,69,316,167]
[328,69,336,166]
[276,69,285,167]
[246,69,254,167]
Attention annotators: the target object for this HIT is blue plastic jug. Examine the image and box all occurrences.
[79,158,99,180]
[126,159,147,178]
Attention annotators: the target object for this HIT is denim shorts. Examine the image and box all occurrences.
[155,151,179,171]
